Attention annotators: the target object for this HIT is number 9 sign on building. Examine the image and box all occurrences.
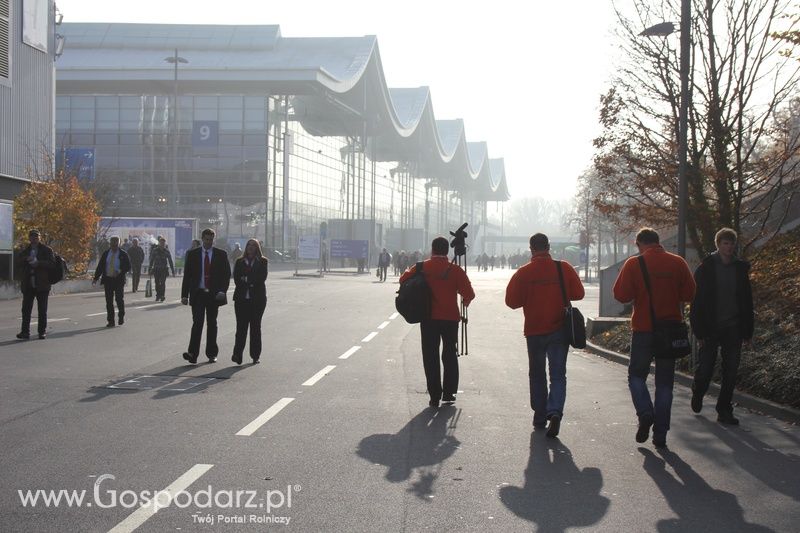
[192,121,219,147]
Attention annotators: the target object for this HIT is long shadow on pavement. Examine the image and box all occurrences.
[499,431,609,532]
[640,447,775,532]
[356,405,461,501]
[690,416,800,502]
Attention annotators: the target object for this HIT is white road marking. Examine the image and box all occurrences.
[338,346,361,360]
[389,312,399,320]
[361,332,378,343]
[108,463,213,533]
[302,365,337,386]
[86,312,107,317]
[235,398,295,437]
[134,303,164,310]
[377,321,390,330]
[29,318,71,323]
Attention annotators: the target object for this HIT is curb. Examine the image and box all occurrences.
[584,340,800,425]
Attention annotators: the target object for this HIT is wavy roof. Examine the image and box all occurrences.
[57,23,509,200]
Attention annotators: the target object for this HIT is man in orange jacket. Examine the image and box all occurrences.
[613,228,696,448]
[400,237,475,408]
[505,233,584,437]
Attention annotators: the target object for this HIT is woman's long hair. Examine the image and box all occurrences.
[244,238,266,261]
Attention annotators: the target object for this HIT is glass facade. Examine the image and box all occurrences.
[55,93,476,254]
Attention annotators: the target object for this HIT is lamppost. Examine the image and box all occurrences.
[164,49,188,217]
[640,0,690,258]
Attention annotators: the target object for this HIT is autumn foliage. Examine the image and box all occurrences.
[13,168,101,276]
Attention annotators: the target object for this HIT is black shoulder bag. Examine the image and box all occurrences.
[637,256,691,359]
[556,261,586,349]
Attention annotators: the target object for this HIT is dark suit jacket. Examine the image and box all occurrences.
[181,246,231,305]
[232,256,269,303]
[17,244,55,292]
[94,249,132,286]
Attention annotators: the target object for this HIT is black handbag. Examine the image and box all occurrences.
[556,261,587,349]
[638,256,691,359]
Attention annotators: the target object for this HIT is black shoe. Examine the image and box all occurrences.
[717,412,740,425]
[442,393,456,403]
[16,332,30,340]
[106,321,115,328]
[252,359,260,364]
[118,316,124,325]
[533,418,547,429]
[429,399,439,408]
[636,414,654,443]
[182,352,198,365]
[652,436,668,448]
[691,391,703,413]
[207,356,217,363]
[546,415,561,438]
[232,354,242,365]
[38,333,46,340]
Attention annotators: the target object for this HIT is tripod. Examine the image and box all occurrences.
[452,254,468,356]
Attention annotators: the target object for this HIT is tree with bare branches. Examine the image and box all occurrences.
[593,0,800,257]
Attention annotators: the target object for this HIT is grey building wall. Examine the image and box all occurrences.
[0,0,55,182]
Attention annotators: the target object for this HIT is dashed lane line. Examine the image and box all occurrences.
[107,463,214,533]
[338,346,361,360]
[235,398,295,437]
[389,312,399,320]
[361,332,378,343]
[377,321,390,330]
[302,365,337,387]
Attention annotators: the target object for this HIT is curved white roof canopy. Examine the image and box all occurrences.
[57,23,509,200]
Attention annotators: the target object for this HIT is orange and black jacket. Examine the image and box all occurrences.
[505,253,585,336]
[613,245,696,332]
[399,256,474,321]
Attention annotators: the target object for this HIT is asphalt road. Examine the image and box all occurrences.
[0,268,798,532]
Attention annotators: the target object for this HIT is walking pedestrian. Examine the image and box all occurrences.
[231,239,269,365]
[505,233,585,437]
[16,229,55,340]
[149,236,175,302]
[378,248,392,282]
[93,236,131,327]
[181,228,231,364]
[127,238,145,292]
[689,228,754,425]
[613,228,696,448]
[399,237,475,408]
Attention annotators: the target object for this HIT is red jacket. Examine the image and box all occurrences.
[505,253,585,336]
[613,245,696,332]
[400,256,474,321]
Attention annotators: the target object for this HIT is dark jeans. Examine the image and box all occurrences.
[21,288,49,335]
[379,265,388,281]
[233,299,266,360]
[526,329,569,425]
[420,319,459,401]
[153,269,168,299]
[692,326,742,414]
[188,291,220,358]
[131,265,142,292]
[629,331,676,440]
[104,281,125,323]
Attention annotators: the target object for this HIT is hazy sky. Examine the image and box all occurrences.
[56,0,621,201]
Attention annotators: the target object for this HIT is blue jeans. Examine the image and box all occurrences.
[526,329,568,425]
[629,332,676,439]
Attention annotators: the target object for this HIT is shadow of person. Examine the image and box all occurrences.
[499,432,609,532]
[639,448,775,532]
[356,405,461,500]
[691,416,800,502]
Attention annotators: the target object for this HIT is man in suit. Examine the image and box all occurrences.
[17,229,55,340]
[93,236,132,327]
[181,228,231,364]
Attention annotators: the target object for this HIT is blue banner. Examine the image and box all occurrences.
[192,121,219,147]
[330,239,368,259]
[57,148,95,180]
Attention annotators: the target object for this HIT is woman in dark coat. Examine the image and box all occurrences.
[231,239,269,364]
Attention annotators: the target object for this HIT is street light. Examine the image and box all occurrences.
[164,49,189,216]
[640,0,690,258]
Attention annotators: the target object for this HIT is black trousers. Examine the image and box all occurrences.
[153,269,168,299]
[233,299,267,360]
[420,319,459,401]
[131,265,142,292]
[21,288,49,335]
[188,291,220,358]
[104,280,125,323]
[379,265,388,281]
[692,326,742,414]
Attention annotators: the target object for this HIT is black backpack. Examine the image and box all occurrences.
[395,261,431,324]
[49,253,67,284]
